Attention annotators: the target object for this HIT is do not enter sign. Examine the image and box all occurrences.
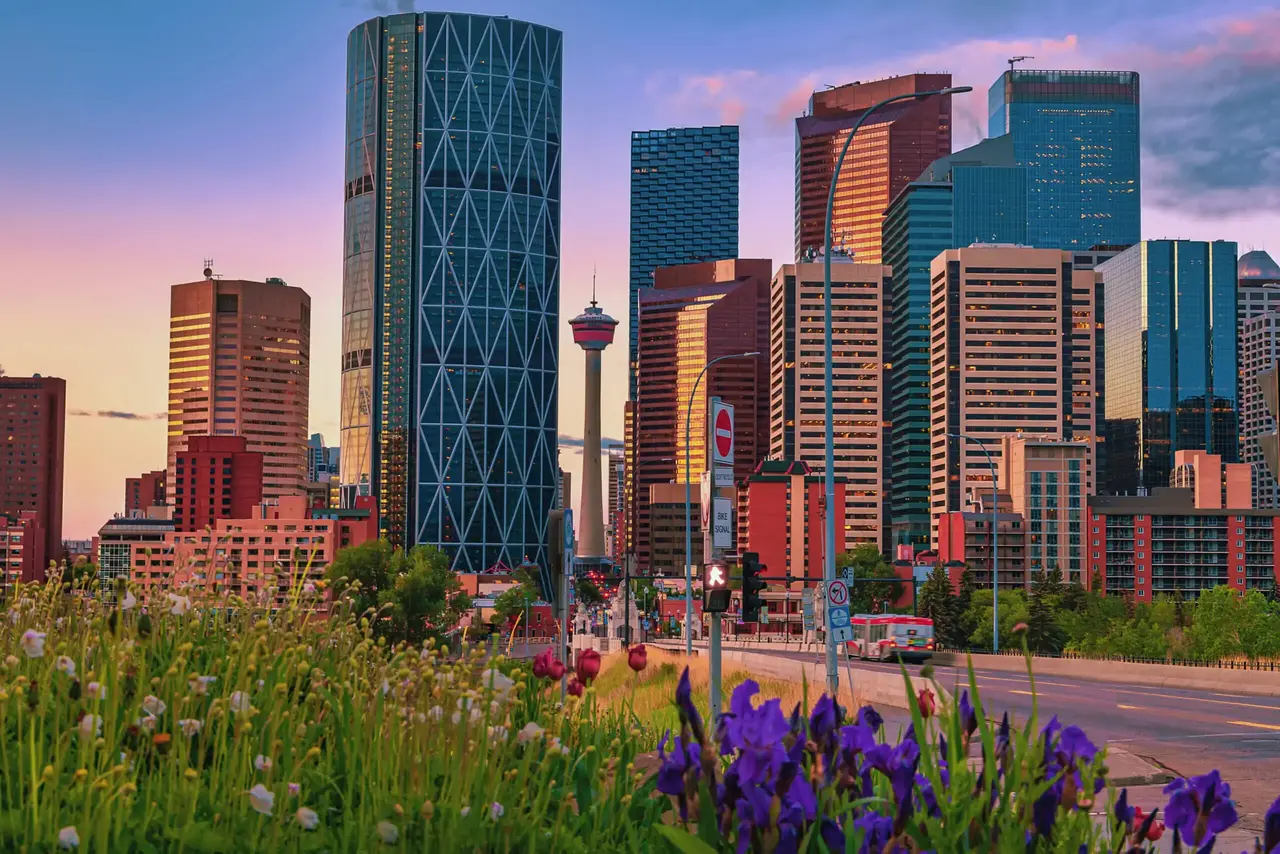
[711,398,735,466]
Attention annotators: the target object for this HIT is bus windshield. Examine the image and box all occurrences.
[892,623,933,639]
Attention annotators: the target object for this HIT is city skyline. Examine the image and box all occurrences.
[3,1,1279,537]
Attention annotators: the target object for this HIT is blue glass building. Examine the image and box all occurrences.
[1099,241,1239,494]
[882,136,1026,546]
[341,13,562,574]
[989,69,1140,251]
[628,126,738,397]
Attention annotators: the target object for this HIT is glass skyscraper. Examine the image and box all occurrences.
[989,69,1140,251]
[628,126,738,397]
[881,136,1026,546]
[341,13,563,573]
[1099,241,1239,494]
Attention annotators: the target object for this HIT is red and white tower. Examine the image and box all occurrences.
[569,294,618,562]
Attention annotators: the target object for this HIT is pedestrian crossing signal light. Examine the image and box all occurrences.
[703,561,730,613]
[742,551,766,622]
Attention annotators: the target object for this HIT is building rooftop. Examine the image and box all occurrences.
[1240,250,1280,281]
[1089,488,1280,516]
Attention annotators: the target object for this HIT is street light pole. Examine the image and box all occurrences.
[822,84,972,696]
[948,432,999,653]
[684,351,761,676]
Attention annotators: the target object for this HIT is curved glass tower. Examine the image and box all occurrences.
[341,12,563,571]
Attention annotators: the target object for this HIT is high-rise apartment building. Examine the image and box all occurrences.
[0,511,44,591]
[124,470,166,516]
[988,69,1140,251]
[1242,312,1280,506]
[794,74,953,264]
[306,434,340,484]
[998,436,1090,582]
[769,261,891,547]
[167,271,309,503]
[606,443,625,563]
[929,247,1099,536]
[0,375,65,565]
[342,13,562,570]
[736,459,848,585]
[629,259,771,574]
[628,126,739,397]
[1237,250,1280,322]
[1099,241,1239,494]
[172,435,264,533]
[882,135,1027,546]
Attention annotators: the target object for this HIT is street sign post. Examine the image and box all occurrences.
[826,579,853,644]
[711,498,732,550]
[710,399,734,467]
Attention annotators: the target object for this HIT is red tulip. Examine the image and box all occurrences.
[916,687,936,719]
[1012,622,1029,634]
[627,644,648,673]
[547,658,566,680]
[1133,807,1165,841]
[532,649,551,679]
[576,649,602,685]
[566,678,584,697]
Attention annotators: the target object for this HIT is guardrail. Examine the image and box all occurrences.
[938,647,1280,671]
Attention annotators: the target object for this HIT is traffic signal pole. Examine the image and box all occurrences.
[709,606,722,721]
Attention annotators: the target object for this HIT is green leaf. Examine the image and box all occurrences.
[573,755,596,813]
[656,825,719,854]
[695,779,721,848]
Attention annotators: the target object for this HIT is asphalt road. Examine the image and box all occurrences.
[769,650,1280,828]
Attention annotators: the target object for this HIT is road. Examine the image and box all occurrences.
[770,649,1280,831]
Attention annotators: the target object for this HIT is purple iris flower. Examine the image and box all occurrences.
[1056,725,1098,766]
[810,694,838,743]
[820,818,845,853]
[1163,770,1238,848]
[775,825,799,854]
[675,667,706,745]
[1264,794,1280,853]
[1114,788,1134,829]
[856,704,884,733]
[656,732,701,796]
[852,812,893,854]
[1033,781,1061,837]
[915,772,940,816]
[722,680,790,754]
[959,689,979,738]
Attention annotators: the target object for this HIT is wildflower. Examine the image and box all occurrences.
[177,719,202,737]
[427,705,443,721]
[4,654,18,669]
[1012,622,1029,634]
[958,689,979,739]
[188,675,216,695]
[247,784,274,815]
[20,629,45,658]
[152,733,171,753]
[229,691,251,713]
[460,807,471,817]
[627,644,648,673]
[488,725,508,744]
[489,802,504,821]
[136,715,157,733]
[1163,770,1238,849]
[78,715,102,737]
[375,820,398,844]
[301,581,317,596]
[57,826,79,849]
[7,609,17,626]
[916,686,936,719]
[547,658,566,680]
[1132,806,1165,842]
[548,736,568,755]
[575,650,602,685]
[167,593,191,616]
[420,800,434,820]
[674,668,705,744]
[295,806,319,830]
[56,656,76,677]
[479,668,514,700]
[517,721,545,743]
[532,649,551,679]
[254,755,273,772]
[1262,794,1280,854]
[566,678,584,698]
[120,591,137,611]
[142,695,166,717]
[86,682,106,700]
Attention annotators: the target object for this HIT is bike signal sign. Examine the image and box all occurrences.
[826,579,852,642]
[710,398,734,466]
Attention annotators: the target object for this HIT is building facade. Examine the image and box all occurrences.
[0,511,45,593]
[736,459,848,586]
[794,74,953,264]
[881,135,1027,546]
[97,516,175,598]
[0,374,65,565]
[125,470,166,517]
[606,443,625,563]
[647,483,704,577]
[167,272,310,503]
[306,434,340,484]
[988,69,1140,251]
[769,261,891,547]
[629,125,739,397]
[998,436,1089,582]
[935,499,1029,589]
[172,436,264,533]
[629,259,771,574]
[929,247,1099,539]
[1242,313,1280,506]
[342,13,562,571]
[1100,241,1239,494]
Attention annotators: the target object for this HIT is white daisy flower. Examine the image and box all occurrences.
[247,784,274,815]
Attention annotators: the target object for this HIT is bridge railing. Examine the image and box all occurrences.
[938,646,1280,671]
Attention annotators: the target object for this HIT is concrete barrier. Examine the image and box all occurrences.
[933,651,1280,698]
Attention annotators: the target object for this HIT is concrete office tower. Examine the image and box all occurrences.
[171,436,264,533]
[124,470,166,516]
[794,74,953,264]
[0,375,65,572]
[1099,241,1239,494]
[1242,312,1280,506]
[628,126,739,398]
[167,270,310,503]
[568,298,619,562]
[342,14,562,570]
[929,246,1099,537]
[630,259,771,574]
[989,69,1140,251]
[769,261,891,548]
[606,443,626,562]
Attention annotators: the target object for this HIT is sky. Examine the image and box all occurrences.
[2,0,1278,538]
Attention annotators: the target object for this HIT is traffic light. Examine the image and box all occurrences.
[742,551,767,622]
[703,560,731,613]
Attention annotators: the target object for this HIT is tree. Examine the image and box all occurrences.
[955,567,978,644]
[1059,578,1087,613]
[966,588,1029,650]
[1026,571,1067,654]
[575,578,604,608]
[62,558,99,592]
[325,540,395,620]
[493,583,538,625]
[1186,585,1244,661]
[916,563,958,646]
[836,544,904,614]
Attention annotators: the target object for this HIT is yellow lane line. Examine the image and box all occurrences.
[1010,690,1036,696]
[1117,704,1142,710]
[961,674,1280,711]
[1227,720,1280,731]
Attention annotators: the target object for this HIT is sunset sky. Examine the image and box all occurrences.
[2,0,1277,538]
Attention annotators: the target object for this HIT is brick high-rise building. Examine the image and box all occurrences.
[769,261,891,548]
[124,470,166,516]
[172,435,264,533]
[736,459,848,586]
[0,374,65,565]
[629,259,771,574]
[929,247,1100,542]
[794,74,953,264]
[1,511,45,592]
[167,269,310,504]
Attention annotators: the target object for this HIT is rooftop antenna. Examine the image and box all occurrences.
[1008,55,1033,71]
[591,264,598,307]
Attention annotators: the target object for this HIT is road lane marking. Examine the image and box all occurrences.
[1109,731,1280,742]
[1010,690,1036,696]
[1227,720,1280,731]
[1117,704,1142,710]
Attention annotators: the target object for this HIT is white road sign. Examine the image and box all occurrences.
[711,497,732,550]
